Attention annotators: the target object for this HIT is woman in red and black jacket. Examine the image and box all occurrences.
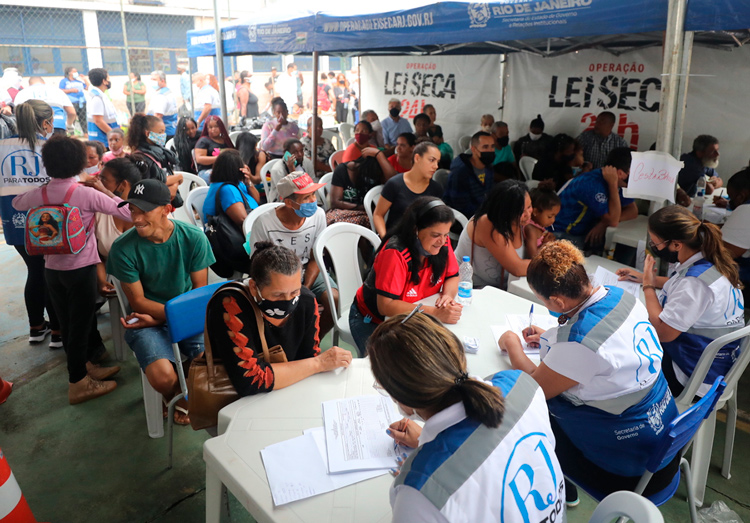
[206,242,351,396]
[349,196,462,355]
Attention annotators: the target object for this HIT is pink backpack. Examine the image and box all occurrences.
[25,185,90,255]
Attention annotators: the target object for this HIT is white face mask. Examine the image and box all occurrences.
[529,132,543,141]
[397,403,425,423]
[44,131,53,139]
[481,125,492,133]
[370,120,382,132]
[84,165,100,175]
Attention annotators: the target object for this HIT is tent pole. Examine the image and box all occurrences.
[655,0,688,155]
[672,31,694,159]
[213,0,228,126]
[312,51,318,176]
[119,0,135,116]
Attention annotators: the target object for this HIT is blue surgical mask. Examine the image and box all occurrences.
[294,201,317,218]
[571,166,582,177]
[148,131,167,147]
[151,82,160,91]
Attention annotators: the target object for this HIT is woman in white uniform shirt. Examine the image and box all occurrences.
[617,205,744,397]
[371,312,565,523]
[500,240,678,504]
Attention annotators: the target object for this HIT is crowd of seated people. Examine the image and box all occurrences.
[2,83,747,521]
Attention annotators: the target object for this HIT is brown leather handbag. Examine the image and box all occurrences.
[187,281,288,430]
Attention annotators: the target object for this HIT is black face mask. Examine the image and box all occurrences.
[104,81,111,90]
[496,136,510,148]
[389,107,401,118]
[479,151,495,167]
[649,240,679,264]
[255,291,300,320]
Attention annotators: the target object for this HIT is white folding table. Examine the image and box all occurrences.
[204,287,545,522]
[507,255,646,305]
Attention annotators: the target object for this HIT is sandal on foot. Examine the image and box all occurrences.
[162,399,190,426]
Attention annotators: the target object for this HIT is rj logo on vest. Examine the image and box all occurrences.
[502,433,562,523]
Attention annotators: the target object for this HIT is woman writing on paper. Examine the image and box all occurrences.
[499,240,679,504]
[616,205,744,397]
[371,311,565,522]
[206,242,351,396]
[349,197,462,355]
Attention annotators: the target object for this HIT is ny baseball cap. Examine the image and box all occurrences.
[118,179,171,212]
[276,172,326,200]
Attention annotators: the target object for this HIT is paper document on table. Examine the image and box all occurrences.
[322,395,400,473]
[592,266,640,297]
[260,429,387,506]
[492,314,558,354]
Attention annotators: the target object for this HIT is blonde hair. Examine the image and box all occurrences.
[649,205,740,288]
[527,240,589,299]
[368,313,505,428]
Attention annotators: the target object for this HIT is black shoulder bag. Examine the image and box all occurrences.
[204,183,252,278]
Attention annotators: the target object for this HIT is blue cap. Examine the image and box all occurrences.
[462,256,470,262]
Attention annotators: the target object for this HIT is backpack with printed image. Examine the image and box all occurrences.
[25,184,90,255]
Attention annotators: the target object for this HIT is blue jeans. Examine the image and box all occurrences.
[348,301,378,356]
[124,325,204,371]
[198,169,212,184]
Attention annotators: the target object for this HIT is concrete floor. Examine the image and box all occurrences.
[1,239,749,522]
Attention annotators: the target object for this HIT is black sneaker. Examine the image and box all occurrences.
[29,322,51,344]
[49,334,63,350]
[565,481,580,507]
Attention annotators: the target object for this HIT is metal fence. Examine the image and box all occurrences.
[0,5,194,79]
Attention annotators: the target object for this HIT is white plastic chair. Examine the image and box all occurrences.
[338,122,354,143]
[329,149,345,171]
[526,179,540,190]
[458,135,471,152]
[345,137,356,147]
[175,171,207,206]
[452,208,469,231]
[519,156,538,181]
[184,186,209,228]
[228,130,242,145]
[242,202,283,237]
[322,129,341,151]
[165,138,176,154]
[312,223,381,351]
[110,276,164,439]
[260,158,282,202]
[674,324,750,506]
[433,168,450,190]
[589,491,664,523]
[317,172,333,211]
[364,184,384,234]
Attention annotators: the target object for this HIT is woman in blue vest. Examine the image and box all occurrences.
[617,205,744,397]
[0,100,61,348]
[85,68,119,146]
[371,311,565,523]
[500,240,679,504]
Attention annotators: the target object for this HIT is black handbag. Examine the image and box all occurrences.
[204,183,252,278]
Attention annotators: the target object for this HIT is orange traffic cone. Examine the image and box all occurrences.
[0,449,36,522]
[0,379,12,405]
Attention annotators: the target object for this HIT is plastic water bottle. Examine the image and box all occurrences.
[693,177,706,220]
[457,256,473,306]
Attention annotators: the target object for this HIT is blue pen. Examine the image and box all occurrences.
[528,304,534,332]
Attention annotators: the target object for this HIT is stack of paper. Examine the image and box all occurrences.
[591,266,641,297]
[261,395,401,506]
[492,314,559,355]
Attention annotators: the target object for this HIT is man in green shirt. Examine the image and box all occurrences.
[491,121,515,165]
[108,179,215,425]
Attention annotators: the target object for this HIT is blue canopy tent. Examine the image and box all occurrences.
[186,0,750,162]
